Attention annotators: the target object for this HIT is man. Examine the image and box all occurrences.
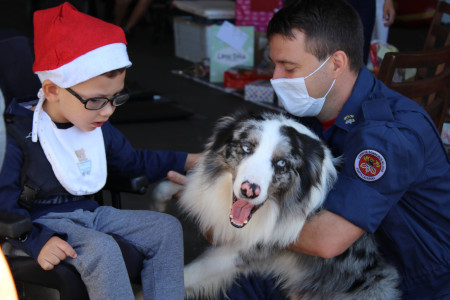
[270,0,448,298]
[171,0,449,299]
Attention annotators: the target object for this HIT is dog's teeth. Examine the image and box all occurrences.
[229,214,233,219]
[243,220,248,224]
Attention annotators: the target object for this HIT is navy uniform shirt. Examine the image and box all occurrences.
[322,67,450,299]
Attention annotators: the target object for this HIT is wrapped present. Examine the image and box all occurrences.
[368,40,399,75]
[244,79,274,104]
[235,0,283,32]
[224,66,272,90]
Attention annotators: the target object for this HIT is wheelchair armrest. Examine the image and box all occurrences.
[104,173,149,195]
[96,174,149,208]
[0,211,32,239]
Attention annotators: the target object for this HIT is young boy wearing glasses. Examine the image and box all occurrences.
[0,3,199,299]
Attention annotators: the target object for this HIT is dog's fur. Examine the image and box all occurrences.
[154,111,400,299]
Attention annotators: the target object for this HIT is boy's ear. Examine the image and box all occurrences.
[41,80,61,103]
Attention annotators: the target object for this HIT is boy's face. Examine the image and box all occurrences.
[45,70,126,132]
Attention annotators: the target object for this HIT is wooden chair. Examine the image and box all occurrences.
[424,1,450,50]
[377,45,450,133]
[420,1,450,78]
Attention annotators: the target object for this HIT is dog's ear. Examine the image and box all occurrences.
[298,133,326,192]
[282,126,326,196]
[208,115,238,152]
[208,110,265,151]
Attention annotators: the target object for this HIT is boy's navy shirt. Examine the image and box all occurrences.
[0,97,188,259]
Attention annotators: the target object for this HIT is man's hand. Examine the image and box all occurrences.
[37,236,77,270]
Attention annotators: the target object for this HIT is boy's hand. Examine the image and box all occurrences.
[37,236,77,270]
[184,153,202,172]
[167,170,187,186]
[167,171,187,200]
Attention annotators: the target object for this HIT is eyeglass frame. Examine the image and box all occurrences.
[65,86,130,110]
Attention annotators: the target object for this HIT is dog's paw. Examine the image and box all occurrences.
[184,262,233,300]
[149,180,183,212]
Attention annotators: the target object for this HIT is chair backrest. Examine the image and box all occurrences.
[377,45,450,133]
[424,1,450,50]
[0,35,41,106]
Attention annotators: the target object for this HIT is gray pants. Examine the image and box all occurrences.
[35,206,184,300]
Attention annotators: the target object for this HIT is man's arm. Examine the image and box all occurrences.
[288,210,365,258]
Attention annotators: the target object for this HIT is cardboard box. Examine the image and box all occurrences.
[244,80,274,104]
[173,16,211,63]
[173,1,235,19]
[209,24,254,82]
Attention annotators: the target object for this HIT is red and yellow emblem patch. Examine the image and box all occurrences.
[354,149,386,181]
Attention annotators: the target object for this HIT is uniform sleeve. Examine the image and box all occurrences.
[0,134,63,259]
[102,122,188,183]
[324,121,424,233]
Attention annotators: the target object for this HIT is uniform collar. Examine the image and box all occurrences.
[332,67,376,132]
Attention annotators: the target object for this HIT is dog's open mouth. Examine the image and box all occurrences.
[230,194,259,228]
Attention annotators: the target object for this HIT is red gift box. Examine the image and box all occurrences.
[223,66,273,90]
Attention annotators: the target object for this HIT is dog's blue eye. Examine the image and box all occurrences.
[242,145,251,153]
[277,160,286,167]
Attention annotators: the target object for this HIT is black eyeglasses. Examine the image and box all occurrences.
[66,86,130,110]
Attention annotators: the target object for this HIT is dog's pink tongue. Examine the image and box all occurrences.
[231,199,254,226]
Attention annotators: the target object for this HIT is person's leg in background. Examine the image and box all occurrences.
[346,0,376,64]
[372,0,396,43]
[114,0,153,35]
[114,0,133,32]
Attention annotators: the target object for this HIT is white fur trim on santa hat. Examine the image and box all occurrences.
[35,43,132,88]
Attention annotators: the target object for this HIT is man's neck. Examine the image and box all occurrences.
[318,68,358,122]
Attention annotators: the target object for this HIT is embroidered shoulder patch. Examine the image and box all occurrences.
[354,149,386,182]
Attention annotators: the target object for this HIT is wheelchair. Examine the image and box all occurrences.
[0,32,150,300]
[0,173,149,300]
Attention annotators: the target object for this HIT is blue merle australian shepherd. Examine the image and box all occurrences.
[154,111,400,299]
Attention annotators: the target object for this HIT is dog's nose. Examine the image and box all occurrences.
[241,181,261,199]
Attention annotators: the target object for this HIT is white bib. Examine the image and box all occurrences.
[32,90,107,195]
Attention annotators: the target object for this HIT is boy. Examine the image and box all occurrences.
[0,3,198,299]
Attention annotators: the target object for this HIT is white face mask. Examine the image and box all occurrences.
[270,56,335,117]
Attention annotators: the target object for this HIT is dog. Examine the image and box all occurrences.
[154,111,400,299]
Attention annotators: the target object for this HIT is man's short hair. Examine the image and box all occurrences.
[267,0,364,72]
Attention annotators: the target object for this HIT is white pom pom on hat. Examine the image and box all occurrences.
[32,2,132,88]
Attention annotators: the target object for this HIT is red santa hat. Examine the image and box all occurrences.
[32,2,132,88]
